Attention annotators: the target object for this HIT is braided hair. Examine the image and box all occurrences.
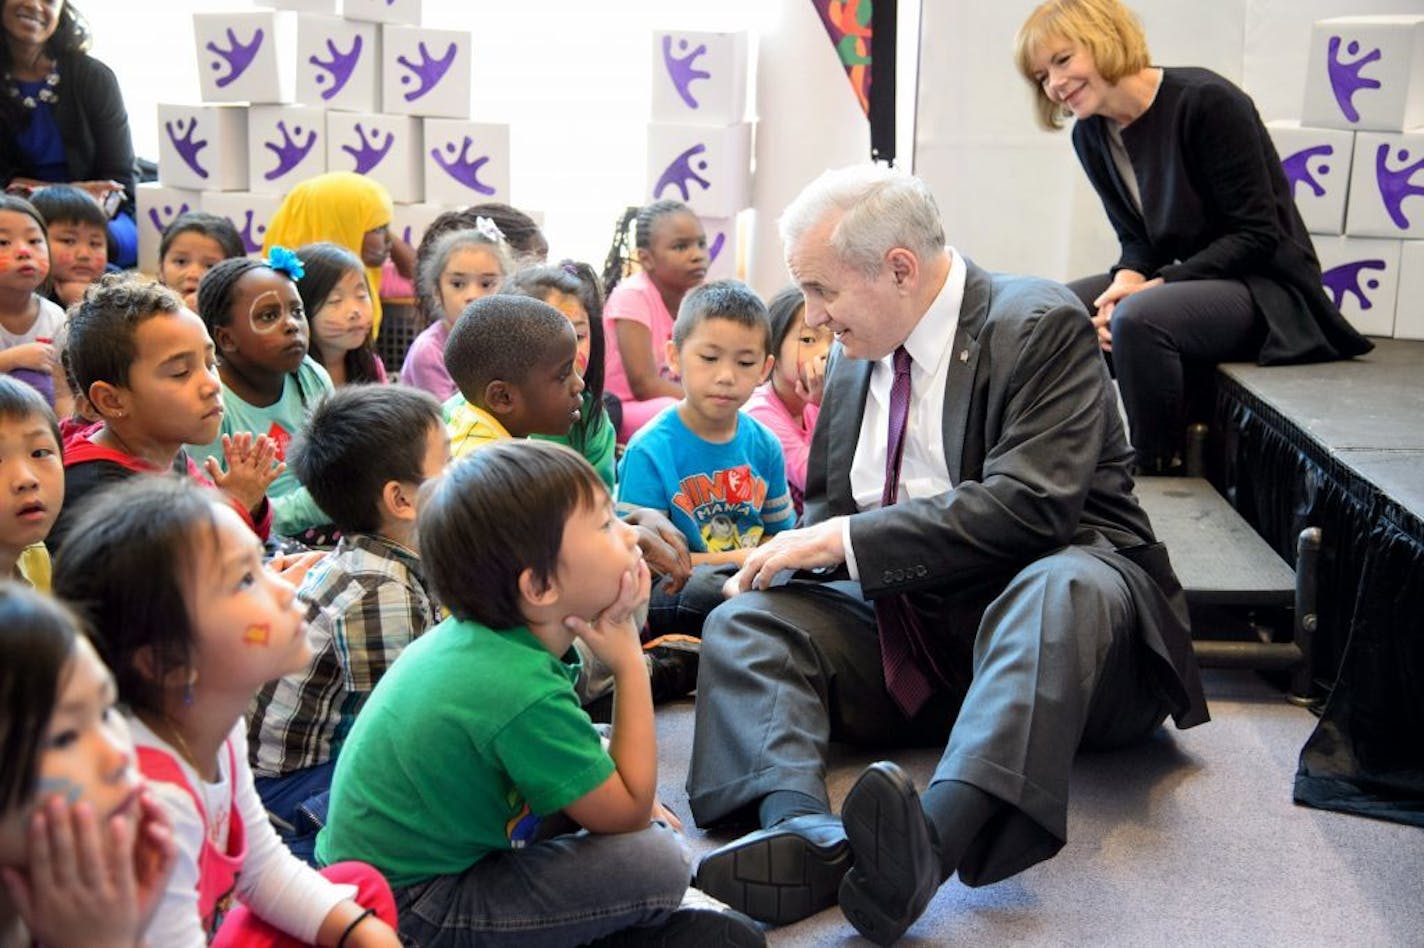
[599,199,692,298]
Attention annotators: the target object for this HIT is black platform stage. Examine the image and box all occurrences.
[1208,338,1424,827]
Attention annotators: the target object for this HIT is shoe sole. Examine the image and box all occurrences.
[694,830,851,926]
[643,633,701,653]
[838,763,935,946]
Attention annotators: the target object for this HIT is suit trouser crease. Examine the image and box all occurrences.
[687,549,1169,884]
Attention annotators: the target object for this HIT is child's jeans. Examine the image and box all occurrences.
[254,760,337,866]
[393,821,691,946]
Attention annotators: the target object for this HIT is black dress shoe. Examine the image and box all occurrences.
[838,761,941,946]
[693,813,851,926]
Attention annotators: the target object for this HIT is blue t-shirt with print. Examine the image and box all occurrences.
[616,406,794,553]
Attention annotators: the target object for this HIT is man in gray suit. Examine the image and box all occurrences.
[689,165,1208,945]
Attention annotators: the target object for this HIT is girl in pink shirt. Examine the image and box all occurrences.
[744,286,833,516]
[600,200,708,442]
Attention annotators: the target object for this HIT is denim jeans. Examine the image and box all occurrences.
[392,822,692,946]
[253,759,336,867]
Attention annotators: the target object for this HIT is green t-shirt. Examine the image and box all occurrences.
[441,390,617,490]
[314,616,615,888]
[188,357,333,536]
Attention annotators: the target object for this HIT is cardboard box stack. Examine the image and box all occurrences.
[139,0,512,273]
[647,30,753,281]
[1270,14,1424,338]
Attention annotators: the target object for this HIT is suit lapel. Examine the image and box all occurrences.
[942,260,990,482]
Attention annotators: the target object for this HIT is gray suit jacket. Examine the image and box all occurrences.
[804,259,1208,728]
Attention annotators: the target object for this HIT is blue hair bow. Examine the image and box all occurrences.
[266,245,305,281]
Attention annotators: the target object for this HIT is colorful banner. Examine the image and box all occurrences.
[811,0,873,116]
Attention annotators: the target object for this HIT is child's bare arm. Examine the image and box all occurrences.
[562,558,658,833]
[692,547,753,567]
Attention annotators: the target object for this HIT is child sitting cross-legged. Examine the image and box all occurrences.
[248,384,451,862]
[444,294,586,456]
[616,280,794,567]
[316,440,764,946]
[46,275,279,554]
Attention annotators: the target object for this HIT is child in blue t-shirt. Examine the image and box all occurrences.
[617,280,794,567]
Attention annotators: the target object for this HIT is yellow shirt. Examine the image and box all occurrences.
[448,401,512,459]
[16,543,51,591]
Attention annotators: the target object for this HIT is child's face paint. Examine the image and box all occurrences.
[219,268,309,376]
[46,220,108,285]
[311,267,375,357]
[0,209,50,293]
[183,502,312,698]
[544,289,591,375]
[0,638,141,868]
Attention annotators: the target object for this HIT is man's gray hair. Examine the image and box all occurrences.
[778,165,945,279]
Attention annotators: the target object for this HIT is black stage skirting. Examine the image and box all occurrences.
[1210,342,1424,827]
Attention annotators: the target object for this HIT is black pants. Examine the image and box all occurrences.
[1067,275,1263,470]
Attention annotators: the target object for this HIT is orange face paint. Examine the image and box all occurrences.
[243,623,271,646]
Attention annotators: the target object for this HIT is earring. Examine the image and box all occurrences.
[183,669,198,706]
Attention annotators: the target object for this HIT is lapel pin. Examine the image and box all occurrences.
[959,349,969,362]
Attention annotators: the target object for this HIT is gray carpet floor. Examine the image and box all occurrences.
[654,670,1424,946]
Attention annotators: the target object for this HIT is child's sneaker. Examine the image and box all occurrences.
[644,634,700,703]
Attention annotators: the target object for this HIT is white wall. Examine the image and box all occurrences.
[913,0,1424,283]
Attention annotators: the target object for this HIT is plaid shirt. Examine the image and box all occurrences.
[248,533,440,778]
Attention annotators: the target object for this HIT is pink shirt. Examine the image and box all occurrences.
[744,381,821,515]
[602,271,678,404]
[400,319,456,402]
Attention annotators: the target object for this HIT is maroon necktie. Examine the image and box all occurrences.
[873,347,936,718]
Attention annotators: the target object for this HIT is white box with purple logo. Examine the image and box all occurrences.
[1392,240,1424,340]
[157,104,249,193]
[1301,16,1424,132]
[422,119,510,205]
[1266,120,1355,236]
[381,26,471,119]
[193,11,296,105]
[253,0,336,12]
[1313,234,1402,337]
[297,14,380,113]
[136,182,201,275]
[650,30,749,127]
[248,105,327,196]
[325,112,423,204]
[344,0,421,25]
[645,122,751,220]
[700,215,739,282]
[389,202,456,255]
[1345,130,1424,240]
[200,191,285,257]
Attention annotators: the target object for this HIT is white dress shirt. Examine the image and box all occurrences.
[843,248,966,580]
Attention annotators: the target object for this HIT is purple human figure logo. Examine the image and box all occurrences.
[1321,259,1386,310]
[340,123,395,173]
[1326,36,1382,123]
[165,117,210,179]
[653,144,711,202]
[1373,144,1424,230]
[400,225,413,244]
[708,231,726,263]
[1280,144,1334,199]
[662,35,710,109]
[237,210,267,254]
[206,26,264,90]
[396,41,457,102]
[309,35,363,101]
[431,137,495,195]
[146,202,191,236]
[263,121,318,181]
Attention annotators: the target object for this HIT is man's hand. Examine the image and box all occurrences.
[622,508,692,594]
[724,517,848,597]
